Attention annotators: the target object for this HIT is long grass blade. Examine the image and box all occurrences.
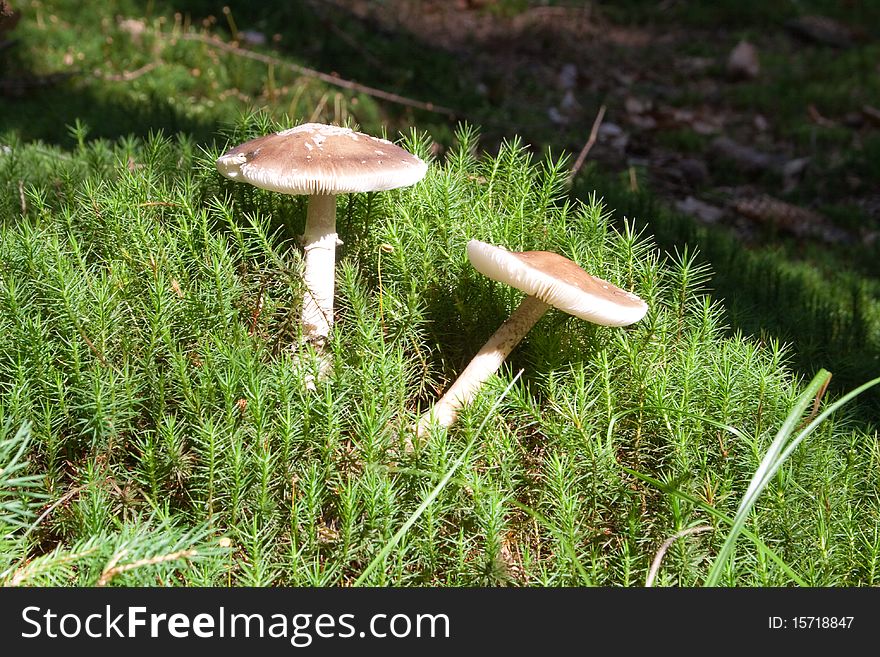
[354,371,524,586]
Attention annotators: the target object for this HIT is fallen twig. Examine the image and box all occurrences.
[95,61,161,82]
[180,32,457,117]
[97,549,197,586]
[645,525,713,587]
[568,104,606,183]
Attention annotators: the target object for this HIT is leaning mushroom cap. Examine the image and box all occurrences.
[467,239,648,327]
[216,123,428,195]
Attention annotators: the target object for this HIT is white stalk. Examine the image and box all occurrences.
[300,193,337,348]
[416,294,550,437]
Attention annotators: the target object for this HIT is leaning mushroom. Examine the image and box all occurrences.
[216,123,428,351]
[416,239,648,437]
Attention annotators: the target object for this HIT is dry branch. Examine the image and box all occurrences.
[645,525,713,587]
[180,33,457,117]
[95,61,161,82]
[568,104,606,183]
[97,549,198,586]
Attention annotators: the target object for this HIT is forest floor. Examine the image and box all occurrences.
[327,0,880,271]
[2,0,880,588]
[2,0,879,389]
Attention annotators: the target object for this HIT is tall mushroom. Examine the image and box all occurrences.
[216,123,428,351]
[416,239,648,437]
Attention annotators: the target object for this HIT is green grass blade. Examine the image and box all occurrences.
[354,370,524,587]
[625,467,807,586]
[703,370,880,586]
[383,465,592,585]
[768,374,880,490]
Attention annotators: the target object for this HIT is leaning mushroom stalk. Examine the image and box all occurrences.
[416,239,648,438]
[300,193,338,348]
[416,294,549,435]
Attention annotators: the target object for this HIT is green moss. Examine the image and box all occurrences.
[0,118,877,586]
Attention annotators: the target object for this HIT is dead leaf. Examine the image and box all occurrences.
[628,113,658,130]
[170,279,184,298]
[676,196,724,224]
[807,104,837,128]
[731,194,852,243]
[317,523,339,544]
[625,96,652,115]
[556,63,578,91]
[497,533,526,584]
[548,89,582,125]
[711,136,784,173]
[781,156,811,193]
[727,40,760,79]
[598,121,629,151]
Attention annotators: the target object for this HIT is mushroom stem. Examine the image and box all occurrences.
[417,294,550,437]
[300,193,337,349]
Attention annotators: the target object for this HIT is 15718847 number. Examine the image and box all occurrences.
[769,616,854,629]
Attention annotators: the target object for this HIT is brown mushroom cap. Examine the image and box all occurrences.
[216,123,428,195]
[467,239,648,327]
